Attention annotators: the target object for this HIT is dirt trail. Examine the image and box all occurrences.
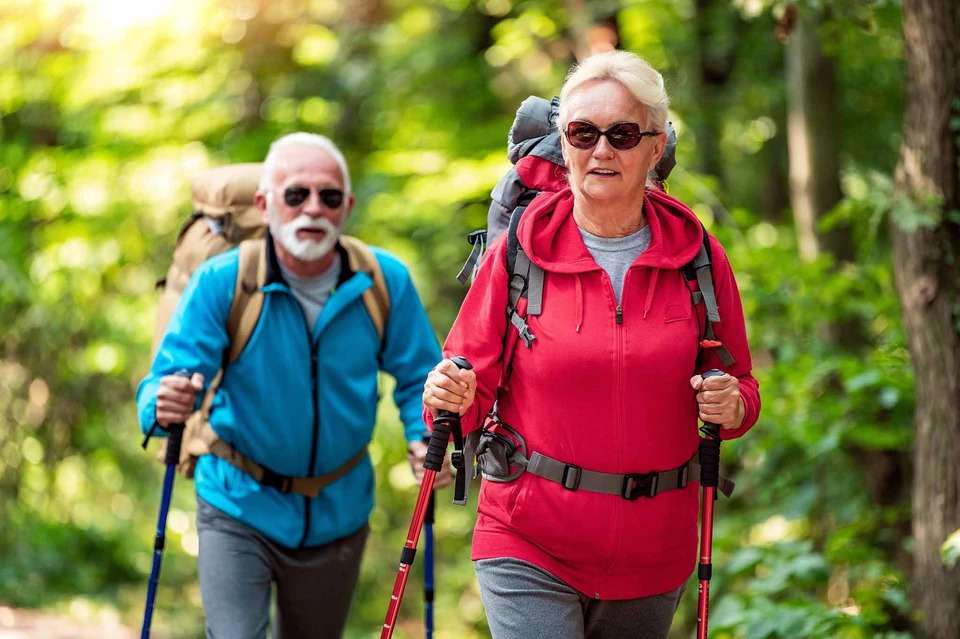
[0,607,136,639]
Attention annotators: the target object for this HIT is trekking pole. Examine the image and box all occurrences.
[141,369,190,639]
[696,368,726,639]
[422,435,436,639]
[381,357,472,639]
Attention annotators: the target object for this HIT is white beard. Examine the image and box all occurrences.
[268,205,341,261]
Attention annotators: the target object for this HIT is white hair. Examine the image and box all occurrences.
[557,50,670,133]
[258,132,351,195]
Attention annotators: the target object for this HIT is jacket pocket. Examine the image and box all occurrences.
[664,304,691,323]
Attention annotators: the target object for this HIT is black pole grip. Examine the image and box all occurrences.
[425,421,452,472]
[423,434,436,523]
[428,357,473,472]
[163,370,191,466]
[698,369,725,488]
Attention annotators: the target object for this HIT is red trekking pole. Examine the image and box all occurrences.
[697,368,726,639]
[381,357,472,639]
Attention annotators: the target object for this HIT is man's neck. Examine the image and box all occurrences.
[273,239,338,278]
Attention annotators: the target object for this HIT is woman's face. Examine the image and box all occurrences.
[560,79,666,207]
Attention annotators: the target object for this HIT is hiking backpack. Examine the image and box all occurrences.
[459,95,733,376]
[148,163,391,492]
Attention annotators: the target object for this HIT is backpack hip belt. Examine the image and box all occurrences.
[462,422,734,501]
[524,450,734,500]
[187,415,367,498]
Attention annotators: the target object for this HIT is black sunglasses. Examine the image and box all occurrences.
[564,121,660,151]
[283,185,344,209]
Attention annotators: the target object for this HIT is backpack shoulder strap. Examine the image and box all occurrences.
[226,239,267,364]
[339,235,391,343]
[682,224,735,367]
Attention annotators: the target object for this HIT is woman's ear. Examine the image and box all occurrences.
[649,132,667,170]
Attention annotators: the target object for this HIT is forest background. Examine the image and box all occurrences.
[1,0,958,637]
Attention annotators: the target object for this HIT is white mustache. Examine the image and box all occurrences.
[286,215,337,233]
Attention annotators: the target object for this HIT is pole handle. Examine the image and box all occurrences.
[162,369,191,465]
[697,369,725,487]
[427,357,473,472]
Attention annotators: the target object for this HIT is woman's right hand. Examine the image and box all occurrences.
[422,358,477,419]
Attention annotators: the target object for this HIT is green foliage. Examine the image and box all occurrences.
[0,0,915,638]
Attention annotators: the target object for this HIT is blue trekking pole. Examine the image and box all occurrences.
[140,369,189,639]
[422,435,436,639]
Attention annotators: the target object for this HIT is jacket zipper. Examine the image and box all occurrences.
[297,305,320,549]
[596,273,626,597]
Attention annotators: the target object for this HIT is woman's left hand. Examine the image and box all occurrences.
[690,373,745,430]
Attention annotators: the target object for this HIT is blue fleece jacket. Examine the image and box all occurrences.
[137,237,440,548]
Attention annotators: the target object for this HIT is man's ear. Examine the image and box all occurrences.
[341,193,356,225]
[255,192,269,224]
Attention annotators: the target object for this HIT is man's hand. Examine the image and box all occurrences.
[407,439,453,489]
[690,373,744,430]
[155,372,204,427]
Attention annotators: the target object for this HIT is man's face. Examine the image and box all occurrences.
[259,146,354,262]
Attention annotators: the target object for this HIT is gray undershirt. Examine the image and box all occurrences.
[279,254,342,333]
[578,225,652,303]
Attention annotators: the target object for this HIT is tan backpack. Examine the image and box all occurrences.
[151,163,390,496]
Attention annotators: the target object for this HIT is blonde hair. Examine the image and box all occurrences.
[557,50,670,133]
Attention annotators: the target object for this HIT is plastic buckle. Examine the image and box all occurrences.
[676,464,689,489]
[561,464,582,491]
[260,467,292,494]
[467,230,487,246]
[621,472,658,500]
[451,450,465,473]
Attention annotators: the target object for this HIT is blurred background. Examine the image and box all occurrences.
[1,0,958,637]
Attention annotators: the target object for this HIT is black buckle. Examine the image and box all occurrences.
[451,450,465,473]
[561,464,582,491]
[621,472,658,500]
[260,466,292,493]
[467,230,487,246]
[676,463,689,489]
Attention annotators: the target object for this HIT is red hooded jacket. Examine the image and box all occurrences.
[429,187,760,600]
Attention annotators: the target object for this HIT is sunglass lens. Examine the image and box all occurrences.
[566,122,600,149]
[319,189,343,209]
[283,186,310,207]
[607,123,643,150]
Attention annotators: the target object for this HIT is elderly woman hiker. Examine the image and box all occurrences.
[422,50,761,639]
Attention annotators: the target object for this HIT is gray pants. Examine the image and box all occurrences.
[475,558,685,639]
[196,497,368,639]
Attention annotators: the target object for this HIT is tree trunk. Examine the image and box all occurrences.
[785,8,847,263]
[693,0,741,180]
[892,1,960,637]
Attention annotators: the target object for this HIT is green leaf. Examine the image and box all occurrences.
[941,529,960,567]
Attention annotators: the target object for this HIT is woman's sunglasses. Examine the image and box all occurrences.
[564,121,660,151]
[283,185,344,209]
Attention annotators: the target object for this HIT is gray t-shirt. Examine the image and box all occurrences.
[578,225,652,303]
[279,254,342,333]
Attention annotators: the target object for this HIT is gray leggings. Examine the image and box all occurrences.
[475,558,685,639]
[195,497,368,639]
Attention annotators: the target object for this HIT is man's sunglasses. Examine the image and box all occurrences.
[564,121,660,151]
[283,185,344,209]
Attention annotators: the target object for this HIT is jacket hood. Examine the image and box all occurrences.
[517,188,705,274]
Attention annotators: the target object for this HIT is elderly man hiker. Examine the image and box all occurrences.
[137,132,446,639]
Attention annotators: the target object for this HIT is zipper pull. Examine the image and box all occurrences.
[616,305,623,324]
